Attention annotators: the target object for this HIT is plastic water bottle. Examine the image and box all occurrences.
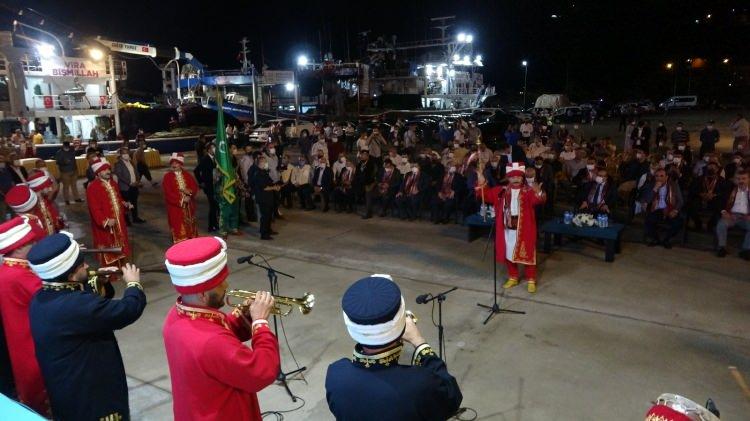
[564,211,573,224]
[602,214,609,228]
[480,204,487,219]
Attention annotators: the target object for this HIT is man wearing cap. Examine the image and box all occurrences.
[162,237,280,421]
[26,171,65,234]
[163,153,199,243]
[28,232,146,420]
[5,184,60,235]
[0,216,49,415]
[325,275,462,421]
[86,158,132,266]
[477,162,546,293]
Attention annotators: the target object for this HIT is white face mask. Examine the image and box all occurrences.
[535,163,542,169]
[703,156,710,162]
[449,166,456,173]
[667,154,673,160]
[453,143,459,149]
[332,138,338,143]
[526,177,535,185]
[734,158,743,164]
[491,162,498,168]
[339,157,346,163]
[121,155,130,161]
[658,142,664,147]
[678,145,685,151]
[586,164,595,170]
[411,167,419,174]
[595,176,604,184]
[707,125,714,130]
[673,157,681,164]
[269,148,276,154]
[13,160,20,166]
[676,127,683,131]
[262,162,269,170]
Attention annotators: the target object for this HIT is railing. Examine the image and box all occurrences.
[31,94,113,111]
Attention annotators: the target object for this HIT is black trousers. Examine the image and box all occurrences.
[333,189,354,211]
[243,194,257,222]
[257,198,273,237]
[645,209,683,241]
[136,162,153,182]
[314,187,331,210]
[297,184,314,209]
[364,188,376,216]
[379,192,396,215]
[395,194,422,219]
[431,196,456,222]
[120,187,140,220]
[203,188,219,230]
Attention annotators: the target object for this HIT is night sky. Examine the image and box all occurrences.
[3,0,748,104]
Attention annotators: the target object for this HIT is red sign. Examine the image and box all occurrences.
[43,96,53,109]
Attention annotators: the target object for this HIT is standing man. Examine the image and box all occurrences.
[476,163,546,293]
[699,120,720,158]
[251,155,279,240]
[28,233,146,420]
[54,140,82,205]
[163,237,280,420]
[134,138,159,187]
[163,153,199,243]
[325,275,462,421]
[114,148,146,224]
[716,170,750,259]
[23,172,64,232]
[86,159,132,266]
[730,113,749,154]
[670,122,689,146]
[194,142,219,232]
[356,150,378,219]
[5,183,62,235]
[0,216,49,415]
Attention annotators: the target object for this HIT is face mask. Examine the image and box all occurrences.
[535,163,542,169]
[574,125,579,130]
[339,157,345,163]
[667,154,674,161]
[734,158,743,164]
[636,154,644,160]
[121,155,130,161]
[659,123,664,127]
[491,162,498,168]
[298,160,306,166]
[586,164,595,170]
[449,166,456,173]
[676,127,683,131]
[707,125,714,130]
[13,160,20,166]
[526,177,535,185]
[678,145,685,151]
[673,157,681,164]
[703,155,710,162]
[269,148,276,154]
[411,167,419,174]
[320,162,327,167]
[595,176,604,184]
[453,143,459,149]
[262,162,269,170]
[332,138,338,143]
[658,142,664,147]
[650,168,657,175]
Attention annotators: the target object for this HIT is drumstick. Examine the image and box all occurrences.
[729,366,750,402]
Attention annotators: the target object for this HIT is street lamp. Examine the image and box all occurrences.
[36,43,55,58]
[297,55,308,67]
[665,62,676,96]
[522,60,528,108]
[285,82,295,92]
[722,58,730,64]
[665,62,673,70]
[457,33,466,43]
[88,48,104,61]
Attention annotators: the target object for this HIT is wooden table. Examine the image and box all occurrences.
[541,220,625,262]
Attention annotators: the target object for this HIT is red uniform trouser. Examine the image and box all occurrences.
[505,258,537,280]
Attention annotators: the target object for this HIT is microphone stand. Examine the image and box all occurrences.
[477,223,526,325]
[237,255,306,402]
[419,286,458,359]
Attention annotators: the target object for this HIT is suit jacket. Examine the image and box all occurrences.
[354,159,378,189]
[312,166,334,191]
[377,168,402,196]
[113,159,140,191]
[638,180,684,213]
[579,180,617,212]
[398,172,430,197]
[194,155,216,192]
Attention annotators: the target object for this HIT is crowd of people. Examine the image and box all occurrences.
[193,113,750,259]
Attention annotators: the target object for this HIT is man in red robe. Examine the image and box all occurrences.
[162,153,199,243]
[27,171,65,234]
[163,237,280,421]
[0,215,50,415]
[477,162,546,293]
[86,159,132,266]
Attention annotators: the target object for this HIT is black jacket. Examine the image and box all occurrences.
[312,166,334,191]
[194,154,216,192]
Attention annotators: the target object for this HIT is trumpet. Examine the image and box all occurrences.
[225,290,315,316]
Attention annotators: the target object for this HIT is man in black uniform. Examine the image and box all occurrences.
[194,142,219,232]
[325,275,462,421]
[251,155,279,240]
[355,150,378,219]
[28,232,147,420]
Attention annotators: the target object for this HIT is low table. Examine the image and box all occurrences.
[541,220,625,262]
[464,213,494,242]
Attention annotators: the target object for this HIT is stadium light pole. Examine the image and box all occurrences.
[522,60,528,108]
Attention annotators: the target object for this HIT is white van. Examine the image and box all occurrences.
[659,96,698,110]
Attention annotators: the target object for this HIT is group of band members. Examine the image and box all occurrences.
[0,218,463,420]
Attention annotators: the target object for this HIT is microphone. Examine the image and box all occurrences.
[416,294,431,304]
[236,254,256,264]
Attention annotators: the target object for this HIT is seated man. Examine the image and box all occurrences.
[311,159,334,212]
[278,154,295,208]
[578,166,617,215]
[618,149,649,203]
[716,170,750,259]
[572,157,598,188]
[376,159,402,217]
[431,164,463,224]
[333,161,356,213]
[638,168,684,249]
[687,161,727,231]
[395,163,429,221]
[291,156,314,210]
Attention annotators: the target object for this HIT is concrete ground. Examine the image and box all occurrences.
[55,109,750,420]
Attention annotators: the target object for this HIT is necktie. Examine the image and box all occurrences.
[594,184,602,204]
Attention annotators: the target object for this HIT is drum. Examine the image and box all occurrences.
[653,393,720,421]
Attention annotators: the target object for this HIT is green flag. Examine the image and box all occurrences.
[214,94,236,204]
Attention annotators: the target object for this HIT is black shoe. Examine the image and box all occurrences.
[662,240,672,249]
[133,218,146,223]
[647,239,660,247]
[717,247,727,258]
[739,250,750,260]
[270,231,279,235]
[362,214,372,220]
[74,199,83,203]
[126,220,132,227]
[152,182,159,187]
[378,212,386,217]
[323,206,329,212]
[208,227,219,233]
[260,235,273,240]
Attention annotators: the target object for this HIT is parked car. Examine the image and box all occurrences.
[551,106,591,124]
[658,96,698,110]
[248,118,316,142]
